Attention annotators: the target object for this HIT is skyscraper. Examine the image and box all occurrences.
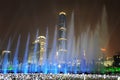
[38,36,46,64]
[28,36,46,64]
[57,12,67,61]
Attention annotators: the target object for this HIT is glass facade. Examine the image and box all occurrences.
[58,12,67,55]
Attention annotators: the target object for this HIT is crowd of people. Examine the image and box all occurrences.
[0,73,119,80]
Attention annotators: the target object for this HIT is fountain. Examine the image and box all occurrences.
[0,6,117,75]
[31,30,39,73]
[2,37,12,74]
[22,33,30,73]
[13,35,21,73]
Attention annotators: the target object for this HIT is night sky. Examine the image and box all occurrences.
[0,0,120,58]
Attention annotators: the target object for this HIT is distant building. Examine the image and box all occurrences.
[57,12,67,62]
[104,57,114,67]
[2,50,11,60]
[1,50,12,65]
[113,52,120,67]
[38,36,46,64]
[28,36,46,64]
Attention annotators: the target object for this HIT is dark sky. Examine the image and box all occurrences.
[0,0,120,57]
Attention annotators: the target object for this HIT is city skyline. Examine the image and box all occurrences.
[0,0,120,57]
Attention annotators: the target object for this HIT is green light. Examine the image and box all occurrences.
[105,67,120,73]
[8,65,13,70]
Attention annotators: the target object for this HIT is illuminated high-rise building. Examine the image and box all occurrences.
[28,36,46,64]
[1,50,11,65]
[38,36,46,64]
[57,12,67,60]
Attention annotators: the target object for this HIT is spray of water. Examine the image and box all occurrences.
[22,33,30,73]
[13,35,21,73]
[2,37,11,74]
